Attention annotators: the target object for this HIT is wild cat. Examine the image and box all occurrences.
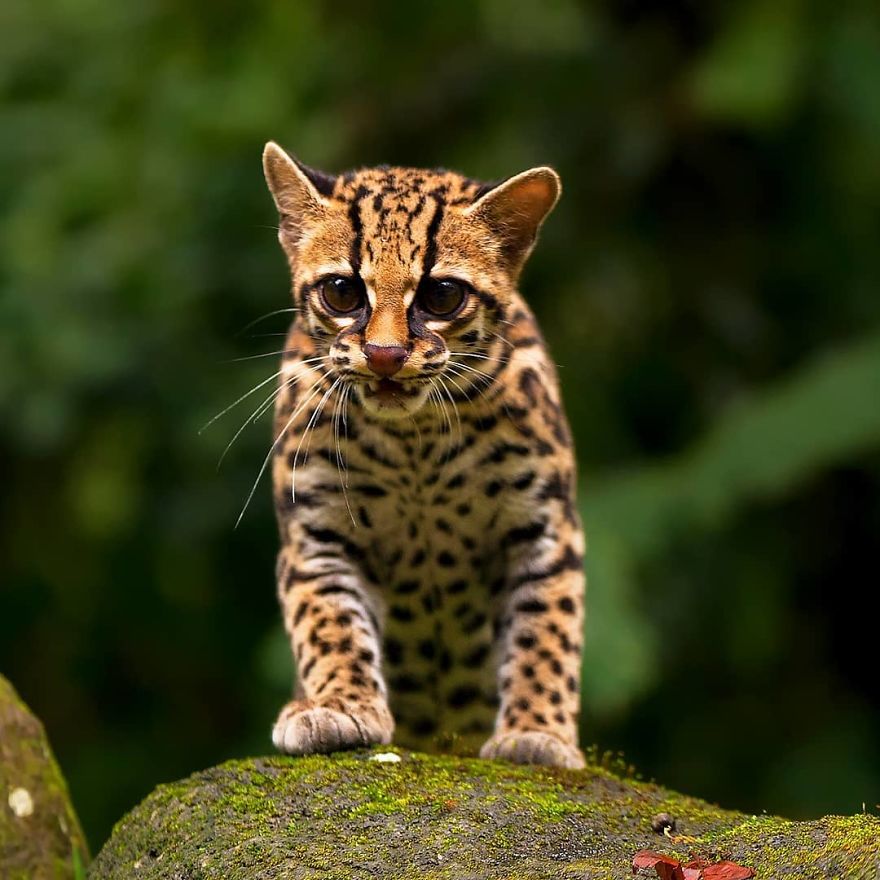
[262,141,585,768]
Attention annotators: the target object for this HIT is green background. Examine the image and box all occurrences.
[2,0,879,850]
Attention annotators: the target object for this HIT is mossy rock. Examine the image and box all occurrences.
[0,674,89,880]
[90,747,879,879]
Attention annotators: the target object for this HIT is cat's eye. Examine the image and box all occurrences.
[418,279,468,318]
[318,276,365,315]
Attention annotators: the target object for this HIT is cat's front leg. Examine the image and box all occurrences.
[273,543,393,755]
[481,530,586,769]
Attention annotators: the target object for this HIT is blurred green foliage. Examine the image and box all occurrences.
[2,0,879,850]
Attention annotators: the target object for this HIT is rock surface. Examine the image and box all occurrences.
[0,674,89,880]
[89,748,879,879]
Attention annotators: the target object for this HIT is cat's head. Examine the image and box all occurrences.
[263,142,560,421]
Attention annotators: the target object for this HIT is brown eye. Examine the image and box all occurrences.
[319,276,364,315]
[418,279,468,318]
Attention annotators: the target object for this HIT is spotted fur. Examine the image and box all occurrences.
[263,142,586,768]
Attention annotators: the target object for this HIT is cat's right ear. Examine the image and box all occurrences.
[262,142,335,232]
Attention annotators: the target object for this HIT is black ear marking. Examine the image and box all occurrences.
[292,156,337,198]
[262,142,336,232]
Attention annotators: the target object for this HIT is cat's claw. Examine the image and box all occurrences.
[480,731,585,769]
[272,700,393,755]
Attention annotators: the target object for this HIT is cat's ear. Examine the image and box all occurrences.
[466,167,561,270]
[262,142,335,231]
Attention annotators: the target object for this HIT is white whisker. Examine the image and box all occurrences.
[291,377,342,503]
[234,373,328,528]
[199,367,287,434]
[235,307,300,337]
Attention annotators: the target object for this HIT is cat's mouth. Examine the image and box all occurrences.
[363,378,419,401]
[356,375,431,419]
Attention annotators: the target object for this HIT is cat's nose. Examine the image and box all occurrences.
[363,343,409,378]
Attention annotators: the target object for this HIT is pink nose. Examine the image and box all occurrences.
[363,343,408,378]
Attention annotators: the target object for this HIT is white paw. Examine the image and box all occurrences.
[272,701,392,755]
[480,730,585,769]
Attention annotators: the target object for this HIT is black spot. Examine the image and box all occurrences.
[410,549,426,567]
[354,484,387,497]
[485,480,503,497]
[463,612,488,634]
[566,675,577,692]
[389,674,421,693]
[437,550,456,567]
[418,639,435,660]
[315,584,360,600]
[293,602,310,626]
[550,690,562,705]
[390,605,414,622]
[464,643,490,666]
[385,638,404,664]
[518,368,541,405]
[447,579,468,595]
[448,685,480,708]
[532,712,548,725]
[483,442,531,465]
[455,503,471,516]
[512,471,535,491]
[513,546,583,588]
[558,596,576,614]
[473,414,498,431]
[453,602,471,620]
[515,599,549,614]
[516,633,536,650]
[503,521,546,548]
[395,580,419,595]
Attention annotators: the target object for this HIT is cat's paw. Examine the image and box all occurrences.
[480,730,585,769]
[272,699,393,755]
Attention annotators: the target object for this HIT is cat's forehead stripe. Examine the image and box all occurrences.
[330,168,484,279]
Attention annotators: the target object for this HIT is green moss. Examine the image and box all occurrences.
[0,675,90,880]
[88,748,880,880]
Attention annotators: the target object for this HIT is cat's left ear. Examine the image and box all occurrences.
[465,167,561,270]
[262,142,336,237]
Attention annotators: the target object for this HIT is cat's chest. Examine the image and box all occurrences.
[343,421,500,580]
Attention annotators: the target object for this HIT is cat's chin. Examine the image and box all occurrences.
[355,379,431,421]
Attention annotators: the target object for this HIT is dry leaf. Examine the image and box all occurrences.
[632,850,685,880]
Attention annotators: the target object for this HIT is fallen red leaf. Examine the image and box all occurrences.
[700,861,755,879]
[633,850,755,880]
[682,857,709,879]
[632,850,685,880]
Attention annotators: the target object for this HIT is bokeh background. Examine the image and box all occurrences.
[2,0,879,850]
